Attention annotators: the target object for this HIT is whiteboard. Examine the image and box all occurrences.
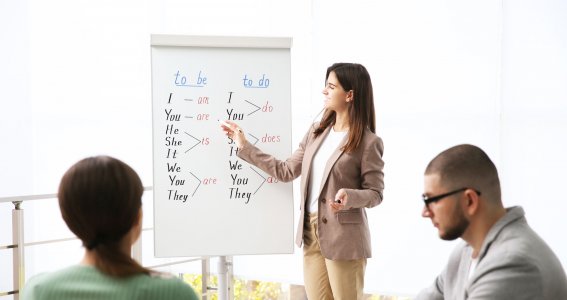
[151,35,293,257]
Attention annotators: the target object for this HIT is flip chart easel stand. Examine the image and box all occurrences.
[218,256,233,300]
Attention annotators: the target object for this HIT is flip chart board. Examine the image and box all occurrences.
[151,35,293,257]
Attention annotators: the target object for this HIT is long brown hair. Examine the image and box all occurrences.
[314,63,376,153]
[58,155,150,277]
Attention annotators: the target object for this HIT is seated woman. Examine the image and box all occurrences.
[22,156,199,300]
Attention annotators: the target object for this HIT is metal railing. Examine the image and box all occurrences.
[0,188,231,300]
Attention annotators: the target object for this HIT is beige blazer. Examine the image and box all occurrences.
[237,124,384,260]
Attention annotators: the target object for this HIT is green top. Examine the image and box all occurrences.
[21,265,199,300]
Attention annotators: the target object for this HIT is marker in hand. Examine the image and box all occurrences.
[330,197,344,213]
[218,119,242,133]
[333,189,347,208]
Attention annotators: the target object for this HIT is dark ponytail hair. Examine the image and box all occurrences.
[58,156,150,277]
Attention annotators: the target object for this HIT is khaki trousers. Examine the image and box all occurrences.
[303,213,366,300]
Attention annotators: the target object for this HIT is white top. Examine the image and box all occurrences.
[307,128,348,213]
[468,256,479,279]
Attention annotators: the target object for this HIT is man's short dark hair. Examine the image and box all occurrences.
[425,144,501,202]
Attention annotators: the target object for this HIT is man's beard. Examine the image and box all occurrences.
[441,211,469,241]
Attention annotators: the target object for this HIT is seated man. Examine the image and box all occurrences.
[417,144,567,299]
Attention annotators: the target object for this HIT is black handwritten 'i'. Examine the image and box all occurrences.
[227,91,233,104]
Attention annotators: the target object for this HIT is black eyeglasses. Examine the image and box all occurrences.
[422,187,481,207]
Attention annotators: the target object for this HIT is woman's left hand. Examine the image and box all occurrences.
[329,188,348,213]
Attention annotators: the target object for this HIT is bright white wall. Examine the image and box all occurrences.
[1,0,566,297]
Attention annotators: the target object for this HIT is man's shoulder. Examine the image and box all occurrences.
[474,217,567,298]
[488,214,557,263]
